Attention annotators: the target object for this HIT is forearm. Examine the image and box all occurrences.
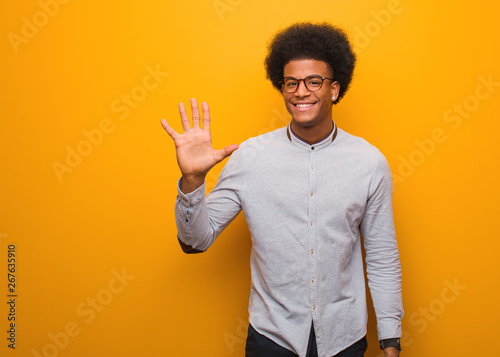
[365,240,403,339]
[363,205,403,338]
[175,180,216,253]
[174,172,242,253]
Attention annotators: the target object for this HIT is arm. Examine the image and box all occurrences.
[161,99,240,253]
[360,153,404,351]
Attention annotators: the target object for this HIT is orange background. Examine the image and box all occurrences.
[1,0,499,356]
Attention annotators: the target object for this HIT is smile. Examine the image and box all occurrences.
[292,102,316,111]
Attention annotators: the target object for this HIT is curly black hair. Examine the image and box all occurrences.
[264,22,356,104]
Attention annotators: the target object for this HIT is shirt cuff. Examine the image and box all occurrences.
[377,317,402,341]
[176,177,206,207]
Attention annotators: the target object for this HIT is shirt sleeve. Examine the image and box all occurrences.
[360,152,404,340]
[174,151,244,253]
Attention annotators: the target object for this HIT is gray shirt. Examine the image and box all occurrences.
[175,123,403,357]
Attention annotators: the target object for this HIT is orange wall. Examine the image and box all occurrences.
[1,1,499,356]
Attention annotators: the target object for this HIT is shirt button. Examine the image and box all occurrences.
[312,305,316,310]
[310,192,314,197]
[310,165,314,170]
[310,250,314,255]
[311,146,315,150]
[309,221,314,227]
[311,279,315,283]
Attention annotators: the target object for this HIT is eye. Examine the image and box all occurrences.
[306,76,323,87]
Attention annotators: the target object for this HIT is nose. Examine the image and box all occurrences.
[294,79,311,97]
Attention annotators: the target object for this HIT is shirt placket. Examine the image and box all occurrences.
[308,145,319,332]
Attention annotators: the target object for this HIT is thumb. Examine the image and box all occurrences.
[214,144,239,162]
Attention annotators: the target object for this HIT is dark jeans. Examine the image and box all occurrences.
[245,324,367,357]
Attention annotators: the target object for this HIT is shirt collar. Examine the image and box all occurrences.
[286,121,338,151]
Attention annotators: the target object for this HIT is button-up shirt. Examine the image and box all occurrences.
[175,122,403,357]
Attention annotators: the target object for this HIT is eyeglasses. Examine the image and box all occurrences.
[281,75,334,93]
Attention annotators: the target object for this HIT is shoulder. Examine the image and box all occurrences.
[335,128,392,179]
[336,128,384,158]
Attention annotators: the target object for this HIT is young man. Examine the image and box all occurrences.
[161,23,403,357]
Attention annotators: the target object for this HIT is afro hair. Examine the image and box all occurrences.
[265,22,356,104]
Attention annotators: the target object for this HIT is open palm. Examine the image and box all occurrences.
[161,99,238,186]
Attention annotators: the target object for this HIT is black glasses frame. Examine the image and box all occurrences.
[281,75,335,93]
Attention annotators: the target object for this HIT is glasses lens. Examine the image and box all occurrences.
[283,78,298,93]
[305,76,323,91]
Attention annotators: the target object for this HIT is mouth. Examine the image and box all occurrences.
[292,102,316,111]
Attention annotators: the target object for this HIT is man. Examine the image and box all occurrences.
[161,22,403,357]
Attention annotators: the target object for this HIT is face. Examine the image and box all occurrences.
[282,59,339,130]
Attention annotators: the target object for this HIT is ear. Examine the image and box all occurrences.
[330,81,340,102]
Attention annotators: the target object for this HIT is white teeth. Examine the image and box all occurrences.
[296,103,313,108]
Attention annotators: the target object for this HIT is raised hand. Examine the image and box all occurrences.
[161,98,239,193]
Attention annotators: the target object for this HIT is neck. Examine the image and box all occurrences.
[290,119,334,144]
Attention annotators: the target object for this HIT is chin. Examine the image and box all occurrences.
[292,117,319,128]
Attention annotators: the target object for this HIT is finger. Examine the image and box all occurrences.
[190,98,200,128]
[202,101,211,131]
[178,102,191,132]
[214,144,239,162]
[160,119,179,139]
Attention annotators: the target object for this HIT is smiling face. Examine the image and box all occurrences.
[282,59,340,135]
